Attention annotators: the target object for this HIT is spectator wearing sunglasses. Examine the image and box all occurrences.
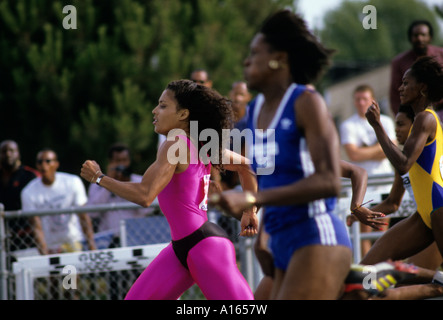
[21,148,96,255]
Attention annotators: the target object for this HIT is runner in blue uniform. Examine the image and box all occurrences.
[211,10,352,299]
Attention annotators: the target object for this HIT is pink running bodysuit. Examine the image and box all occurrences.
[124,135,253,300]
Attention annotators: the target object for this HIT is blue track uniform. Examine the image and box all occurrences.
[247,83,351,270]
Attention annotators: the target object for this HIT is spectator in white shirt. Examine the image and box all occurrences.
[339,85,397,256]
[21,149,96,255]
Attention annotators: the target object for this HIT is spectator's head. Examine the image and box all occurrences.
[408,20,433,55]
[395,104,414,145]
[107,143,132,181]
[228,81,252,121]
[36,149,59,185]
[400,56,443,105]
[353,84,375,117]
[190,69,212,88]
[0,140,21,171]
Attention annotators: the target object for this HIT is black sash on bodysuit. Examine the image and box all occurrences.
[171,221,230,270]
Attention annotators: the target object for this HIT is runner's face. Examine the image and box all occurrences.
[399,71,421,105]
[395,112,412,145]
[152,90,188,136]
[243,33,275,91]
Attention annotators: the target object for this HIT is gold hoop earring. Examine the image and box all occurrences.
[268,60,279,70]
[420,90,426,97]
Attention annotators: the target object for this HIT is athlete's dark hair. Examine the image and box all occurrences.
[166,79,234,170]
[259,10,335,84]
[408,20,433,42]
[398,104,415,123]
[409,56,443,103]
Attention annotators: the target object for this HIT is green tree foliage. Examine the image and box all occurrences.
[320,0,441,64]
[0,0,294,174]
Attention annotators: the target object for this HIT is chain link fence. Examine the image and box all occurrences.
[0,202,261,300]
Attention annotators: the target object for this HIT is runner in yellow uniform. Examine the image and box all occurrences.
[409,108,443,229]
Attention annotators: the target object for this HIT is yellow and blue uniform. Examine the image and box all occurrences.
[409,109,443,229]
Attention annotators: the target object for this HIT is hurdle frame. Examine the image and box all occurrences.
[12,243,168,300]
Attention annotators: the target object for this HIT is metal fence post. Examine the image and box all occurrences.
[351,220,362,264]
[0,203,7,300]
[120,219,127,247]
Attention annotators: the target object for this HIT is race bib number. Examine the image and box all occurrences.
[199,174,211,211]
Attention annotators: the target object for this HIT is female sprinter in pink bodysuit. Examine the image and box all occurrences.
[80,79,257,300]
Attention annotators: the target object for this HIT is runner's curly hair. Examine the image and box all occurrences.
[260,10,334,85]
[398,104,415,123]
[409,56,443,103]
[166,79,234,170]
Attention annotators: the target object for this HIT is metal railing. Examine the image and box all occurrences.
[0,202,151,299]
[0,201,262,300]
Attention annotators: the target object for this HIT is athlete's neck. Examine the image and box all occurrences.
[261,83,292,110]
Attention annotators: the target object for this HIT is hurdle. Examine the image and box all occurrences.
[12,243,168,300]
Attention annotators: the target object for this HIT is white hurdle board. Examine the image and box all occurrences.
[12,242,169,300]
